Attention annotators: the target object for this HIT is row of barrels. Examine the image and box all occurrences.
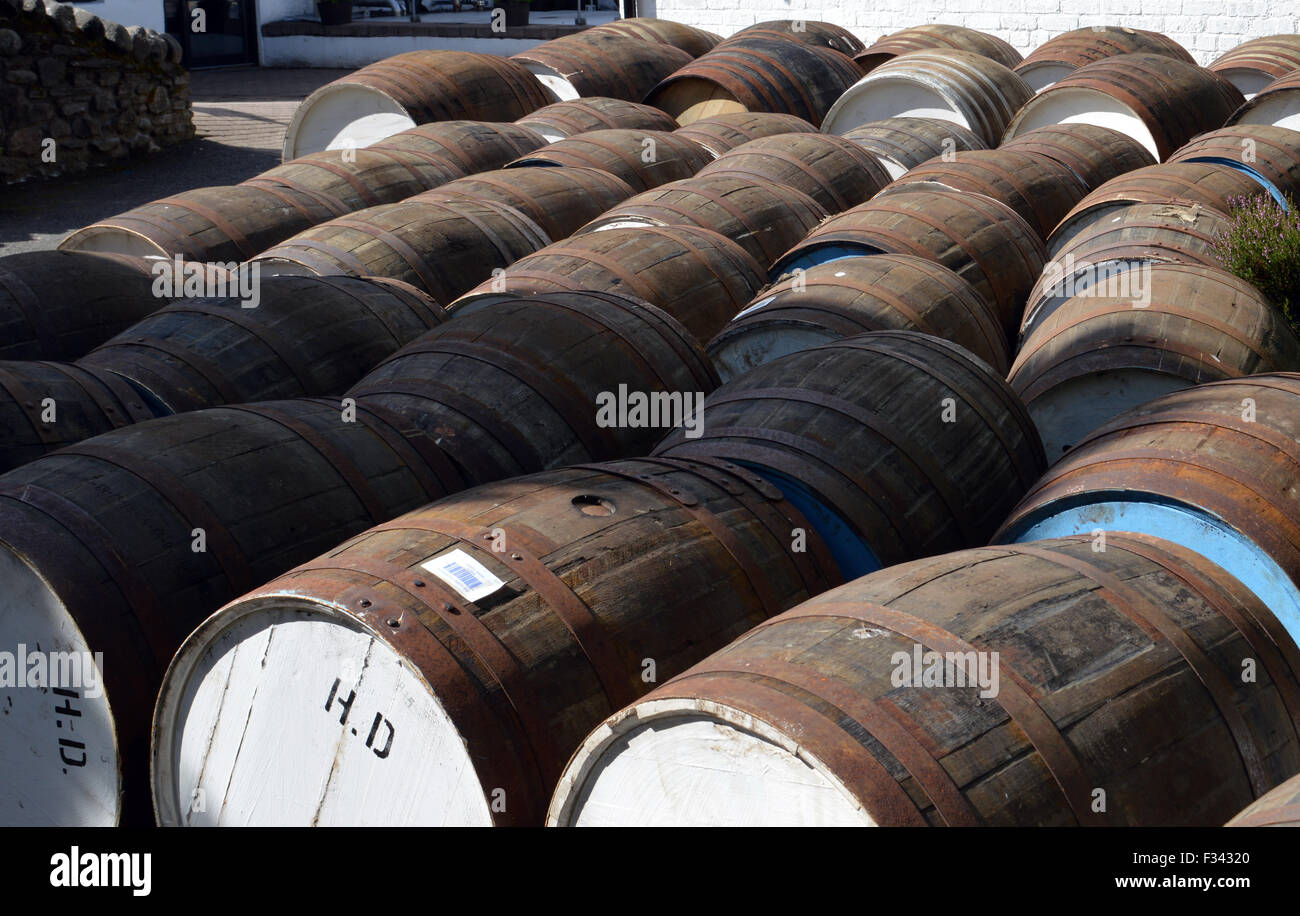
[270,23,1300,171]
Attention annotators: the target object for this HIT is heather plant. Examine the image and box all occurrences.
[1214,192,1300,335]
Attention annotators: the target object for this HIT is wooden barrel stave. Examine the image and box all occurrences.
[707,254,1008,380]
[416,167,636,245]
[1227,71,1300,132]
[149,455,840,826]
[840,117,987,179]
[1211,36,1300,99]
[999,123,1156,192]
[516,98,679,143]
[76,275,446,415]
[1014,27,1195,92]
[822,50,1035,146]
[772,188,1046,341]
[654,331,1046,575]
[505,129,712,193]
[510,31,694,103]
[282,51,553,159]
[364,120,546,176]
[879,148,1089,239]
[854,24,1024,73]
[549,533,1300,826]
[450,225,766,346]
[59,185,343,263]
[590,18,723,57]
[0,250,166,361]
[994,374,1300,647]
[1009,263,1300,458]
[0,397,463,825]
[0,360,161,473]
[645,37,866,126]
[695,132,892,215]
[1048,162,1262,256]
[349,291,718,484]
[1228,771,1300,825]
[251,198,552,305]
[720,20,866,57]
[575,173,828,270]
[243,148,453,214]
[673,112,818,158]
[1167,124,1300,201]
[1004,53,1247,161]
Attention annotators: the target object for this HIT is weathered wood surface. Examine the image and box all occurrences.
[840,117,986,179]
[517,98,679,142]
[550,534,1300,826]
[855,24,1023,72]
[511,31,693,103]
[707,255,1008,380]
[351,291,718,484]
[673,112,818,158]
[505,129,711,193]
[451,225,766,346]
[999,124,1156,193]
[152,457,841,826]
[655,331,1046,568]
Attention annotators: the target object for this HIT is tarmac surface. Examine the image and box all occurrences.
[0,68,351,256]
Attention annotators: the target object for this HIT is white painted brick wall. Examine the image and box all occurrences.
[637,0,1300,65]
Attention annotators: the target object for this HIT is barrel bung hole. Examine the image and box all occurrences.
[572,494,616,517]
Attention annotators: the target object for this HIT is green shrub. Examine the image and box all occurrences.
[1214,192,1300,335]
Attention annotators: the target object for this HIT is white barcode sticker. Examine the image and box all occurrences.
[420,549,506,603]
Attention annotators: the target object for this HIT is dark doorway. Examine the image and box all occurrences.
[165,0,259,68]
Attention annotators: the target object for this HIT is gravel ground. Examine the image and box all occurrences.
[0,67,351,256]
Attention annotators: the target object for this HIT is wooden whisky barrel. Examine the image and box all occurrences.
[822,50,1034,145]
[150,455,840,826]
[995,374,1300,647]
[575,173,827,269]
[707,255,1008,381]
[78,275,446,414]
[720,20,865,57]
[1009,263,1300,458]
[672,112,817,158]
[59,185,343,263]
[853,24,1023,73]
[695,132,892,215]
[416,167,635,245]
[840,117,987,179]
[243,148,453,215]
[1228,773,1300,826]
[0,250,166,361]
[772,188,1046,339]
[364,120,546,175]
[0,360,159,473]
[1048,162,1261,256]
[516,98,679,143]
[510,31,694,103]
[1168,124,1300,202]
[1014,27,1195,92]
[1227,71,1300,132]
[654,331,1046,575]
[645,38,866,126]
[590,17,723,58]
[999,124,1156,192]
[450,225,766,345]
[349,291,718,484]
[1020,202,1233,337]
[550,534,1300,826]
[251,198,551,305]
[505,129,712,193]
[281,51,553,160]
[0,397,463,826]
[879,148,1088,239]
[1211,36,1300,99]
[1003,54,1247,161]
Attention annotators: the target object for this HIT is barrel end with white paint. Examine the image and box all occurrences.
[283,83,416,162]
[547,698,875,827]
[1004,87,1160,161]
[0,540,120,827]
[152,596,493,827]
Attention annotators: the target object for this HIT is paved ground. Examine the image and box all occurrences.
[0,68,351,256]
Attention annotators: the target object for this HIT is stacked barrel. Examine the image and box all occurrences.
[7,19,1300,830]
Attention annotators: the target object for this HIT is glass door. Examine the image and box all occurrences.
[165,0,259,68]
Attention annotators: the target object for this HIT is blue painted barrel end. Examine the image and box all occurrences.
[997,491,1300,647]
[768,243,884,282]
